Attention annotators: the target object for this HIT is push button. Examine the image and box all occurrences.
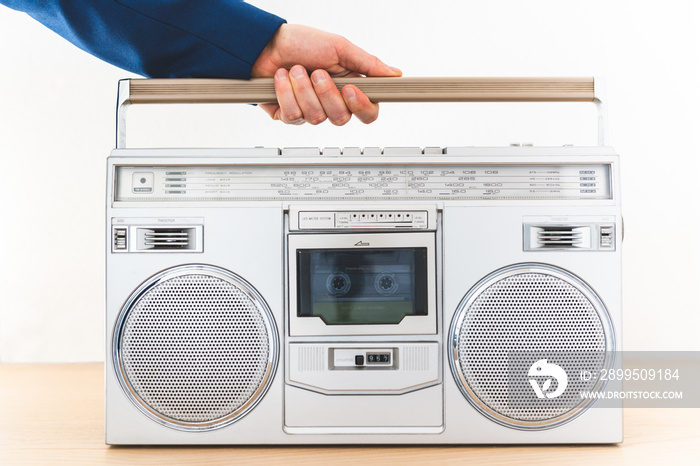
[342,147,362,156]
[383,147,423,156]
[355,355,364,366]
[281,147,321,156]
[322,147,341,156]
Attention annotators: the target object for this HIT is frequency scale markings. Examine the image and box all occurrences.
[116,164,609,201]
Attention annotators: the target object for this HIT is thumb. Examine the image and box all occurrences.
[337,39,402,77]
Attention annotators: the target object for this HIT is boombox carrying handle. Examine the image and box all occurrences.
[116,77,608,148]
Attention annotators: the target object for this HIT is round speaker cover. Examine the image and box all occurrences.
[449,263,615,430]
[113,264,278,431]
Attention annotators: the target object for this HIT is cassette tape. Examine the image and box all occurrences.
[296,248,429,325]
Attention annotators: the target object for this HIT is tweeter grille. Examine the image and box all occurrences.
[449,263,614,430]
[113,264,278,431]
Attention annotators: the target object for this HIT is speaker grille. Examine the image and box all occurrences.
[113,265,278,431]
[449,264,614,430]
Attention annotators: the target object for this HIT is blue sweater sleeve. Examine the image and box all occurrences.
[1,0,286,78]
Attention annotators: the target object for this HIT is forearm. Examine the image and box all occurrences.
[1,0,285,78]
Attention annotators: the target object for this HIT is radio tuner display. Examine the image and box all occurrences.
[296,248,428,325]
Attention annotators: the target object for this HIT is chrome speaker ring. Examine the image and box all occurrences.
[112,264,278,432]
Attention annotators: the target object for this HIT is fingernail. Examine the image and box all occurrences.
[343,86,356,99]
[388,66,402,75]
[291,66,306,79]
[275,68,287,80]
[312,71,327,84]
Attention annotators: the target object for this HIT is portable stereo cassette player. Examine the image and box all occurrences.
[106,77,622,444]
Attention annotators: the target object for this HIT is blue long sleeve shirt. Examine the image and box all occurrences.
[1,0,286,78]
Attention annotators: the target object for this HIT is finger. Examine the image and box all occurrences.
[259,103,280,120]
[273,68,305,125]
[342,84,379,124]
[289,65,327,125]
[311,70,351,126]
[336,39,402,77]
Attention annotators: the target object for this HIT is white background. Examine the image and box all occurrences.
[1,1,699,362]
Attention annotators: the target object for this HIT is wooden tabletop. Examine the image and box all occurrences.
[1,364,698,465]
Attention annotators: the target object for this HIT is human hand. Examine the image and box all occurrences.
[251,24,402,125]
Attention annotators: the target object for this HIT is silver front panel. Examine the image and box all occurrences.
[106,148,622,444]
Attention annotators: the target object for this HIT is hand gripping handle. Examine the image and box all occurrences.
[116,77,607,148]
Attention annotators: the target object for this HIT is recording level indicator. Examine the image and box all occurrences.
[296,210,428,230]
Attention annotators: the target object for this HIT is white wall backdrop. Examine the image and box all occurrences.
[1,1,699,362]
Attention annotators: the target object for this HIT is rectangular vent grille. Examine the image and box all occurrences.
[137,227,196,250]
[526,225,592,250]
[538,227,582,247]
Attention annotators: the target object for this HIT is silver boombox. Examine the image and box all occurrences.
[106,78,622,444]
